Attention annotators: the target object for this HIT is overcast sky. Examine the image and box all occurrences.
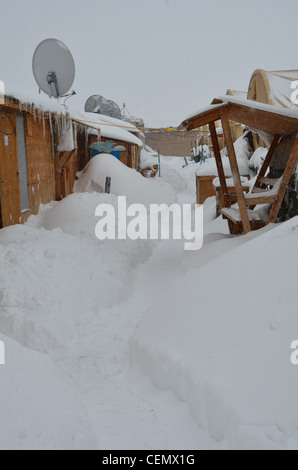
[1,0,297,127]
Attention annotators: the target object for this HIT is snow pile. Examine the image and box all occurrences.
[132,218,298,450]
[0,191,158,449]
[0,332,95,450]
[0,224,134,352]
[74,154,177,206]
[140,148,158,169]
[196,136,251,177]
[159,161,188,193]
[27,192,117,238]
[159,157,199,201]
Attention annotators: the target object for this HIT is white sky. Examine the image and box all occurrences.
[1,0,298,127]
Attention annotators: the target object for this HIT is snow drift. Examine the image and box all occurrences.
[74,154,177,206]
[132,218,298,450]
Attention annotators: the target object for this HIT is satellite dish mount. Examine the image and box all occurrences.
[47,71,60,98]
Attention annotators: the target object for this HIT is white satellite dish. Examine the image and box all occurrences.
[32,38,75,98]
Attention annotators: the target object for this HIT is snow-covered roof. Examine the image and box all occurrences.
[2,85,143,147]
[215,95,298,121]
[69,110,143,147]
[181,95,298,137]
[182,103,228,126]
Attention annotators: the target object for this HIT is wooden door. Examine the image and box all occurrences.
[0,110,21,227]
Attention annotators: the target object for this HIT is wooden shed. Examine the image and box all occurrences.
[0,88,142,229]
[181,96,298,235]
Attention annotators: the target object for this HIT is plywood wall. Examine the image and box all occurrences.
[0,104,56,227]
[24,113,55,220]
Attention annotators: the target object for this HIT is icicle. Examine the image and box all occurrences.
[42,113,46,138]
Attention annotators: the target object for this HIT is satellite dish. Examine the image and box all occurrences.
[85,95,109,115]
[85,95,121,119]
[32,38,75,98]
[107,100,122,119]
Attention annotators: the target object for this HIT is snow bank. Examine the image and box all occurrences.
[132,218,298,450]
[160,161,188,193]
[0,225,131,352]
[0,332,95,450]
[0,191,157,448]
[27,192,118,238]
[74,154,177,206]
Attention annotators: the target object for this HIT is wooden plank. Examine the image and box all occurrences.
[183,105,228,131]
[227,103,298,136]
[268,135,298,224]
[209,121,230,208]
[56,149,77,172]
[26,114,33,137]
[221,110,251,234]
[244,195,277,206]
[0,111,21,226]
[258,177,280,187]
[252,135,280,192]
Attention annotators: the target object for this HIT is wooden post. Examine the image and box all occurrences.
[209,121,230,208]
[221,111,251,234]
[158,151,161,177]
[252,135,280,191]
[268,136,298,224]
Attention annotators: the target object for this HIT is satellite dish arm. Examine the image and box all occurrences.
[47,71,60,99]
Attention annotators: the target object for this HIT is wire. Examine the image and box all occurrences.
[62,91,76,112]
[0,108,15,136]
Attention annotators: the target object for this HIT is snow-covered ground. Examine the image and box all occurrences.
[0,154,298,450]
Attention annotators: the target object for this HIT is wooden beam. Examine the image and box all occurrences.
[209,121,230,208]
[221,110,251,234]
[56,149,77,172]
[244,195,278,206]
[268,135,298,224]
[183,105,229,131]
[227,103,298,136]
[252,135,280,192]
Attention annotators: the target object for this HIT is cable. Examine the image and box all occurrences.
[1,100,243,134]
[62,91,77,112]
